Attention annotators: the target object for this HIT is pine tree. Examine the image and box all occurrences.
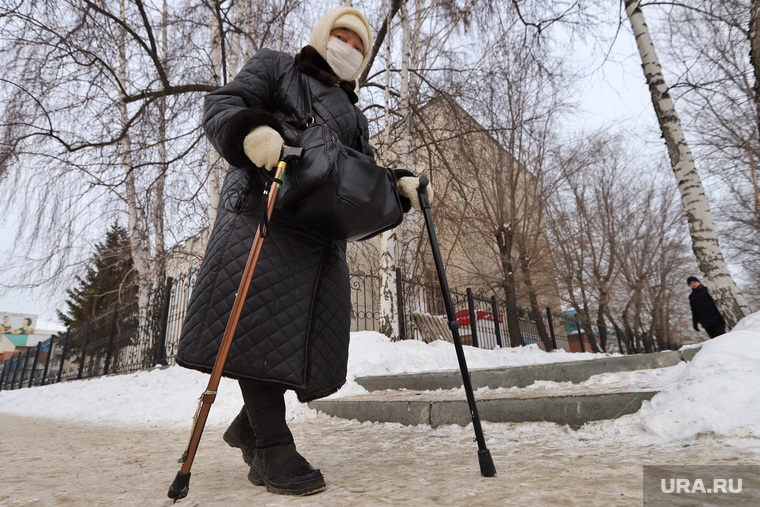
[57,223,137,330]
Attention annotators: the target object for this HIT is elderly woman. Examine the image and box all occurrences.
[176,6,430,497]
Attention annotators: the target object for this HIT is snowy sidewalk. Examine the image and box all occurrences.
[3,315,760,505]
[2,412,757,506]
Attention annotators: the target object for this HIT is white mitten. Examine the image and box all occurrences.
[243,126,284,170]
[397,177,434,211]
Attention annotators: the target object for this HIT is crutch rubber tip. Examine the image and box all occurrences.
[168,471,191,501]
[478,449,497,477]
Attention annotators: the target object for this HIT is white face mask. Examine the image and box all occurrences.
[326,37,364,81]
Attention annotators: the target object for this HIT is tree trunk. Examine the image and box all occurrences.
[621,300,638,353]
[227,2,241,80]
[398,0,417,275]
[625,0,751,328]
[378,230,399,340]
[153,0,169,283]
[750,0,760,148]
[207,2,224,228]
[118,0,151,333]
[377,4,401,341]
[497,227,524,347]
[596,304,608,353]
[518,245,552,350]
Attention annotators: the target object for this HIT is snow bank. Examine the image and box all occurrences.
[580,311,760,442]
[2,311,760,444]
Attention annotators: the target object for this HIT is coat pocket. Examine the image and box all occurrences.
[222,168,260,213]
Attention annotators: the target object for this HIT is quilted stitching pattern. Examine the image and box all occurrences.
[176,169,352,397]
[297,241,351,402]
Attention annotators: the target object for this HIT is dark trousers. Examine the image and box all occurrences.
[237,379,292,448]
[704,323,726,338]
[238,379,286,410]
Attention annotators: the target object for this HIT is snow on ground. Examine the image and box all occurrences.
[1,311,760,446]
[578,310,760,443]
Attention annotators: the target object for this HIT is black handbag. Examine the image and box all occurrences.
[274,75,404,242]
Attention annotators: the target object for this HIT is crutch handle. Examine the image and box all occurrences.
[280,145,304,163]
[273,145,303,188]
[417,175,431,209]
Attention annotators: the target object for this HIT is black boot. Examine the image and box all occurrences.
[239,380,326,496]
[222,405,256,466]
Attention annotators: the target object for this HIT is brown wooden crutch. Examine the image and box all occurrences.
[168,145,304,501]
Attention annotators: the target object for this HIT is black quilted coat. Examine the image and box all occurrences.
[175,47,383,402]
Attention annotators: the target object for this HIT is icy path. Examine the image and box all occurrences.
[2,413,757,506]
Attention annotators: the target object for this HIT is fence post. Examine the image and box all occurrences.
[11,355,22,389]
[57,331,69,383]
[546,307,557,350]
[17,349,32,389]
[154,277,174,366]
[77,325,89,380]
[466,288,479,348]
[395,268,406,341]
[28,342,41,388]
[41,337,53,386]
[7,356,19,390]
[0,356,9,391]
[104,308,119,375]
[490,296,503,348]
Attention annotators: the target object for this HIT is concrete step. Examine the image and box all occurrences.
[354,348,700,392]
[309,386,658,430]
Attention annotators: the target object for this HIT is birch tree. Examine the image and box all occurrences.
[206,0,225,228]
[624,0,752,328]
[655,0,760,306]
[750,0,760,145]
[0,0,203,316]
[118,0,151,319]
[377,2,401,339]
[372,0,477,340]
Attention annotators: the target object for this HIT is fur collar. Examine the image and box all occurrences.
[295,45,358,104]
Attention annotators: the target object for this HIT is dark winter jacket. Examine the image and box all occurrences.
[175,47,407,402]
[689,284,724,329]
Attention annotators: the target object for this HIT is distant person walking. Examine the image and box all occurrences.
[687,276,726,338]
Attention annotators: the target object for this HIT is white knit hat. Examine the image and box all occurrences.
[310,7,372,76]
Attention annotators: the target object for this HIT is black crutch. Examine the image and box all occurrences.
[167,145,304,501]
[416,176,496,477]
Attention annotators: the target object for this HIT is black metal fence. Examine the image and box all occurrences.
[350,270,571,352]
[0,267,657,391]
[0,278,174,390]
[346,270,664,354]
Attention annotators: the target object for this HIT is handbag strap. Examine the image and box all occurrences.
[299,71,363,149]
[300,72,315,128]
